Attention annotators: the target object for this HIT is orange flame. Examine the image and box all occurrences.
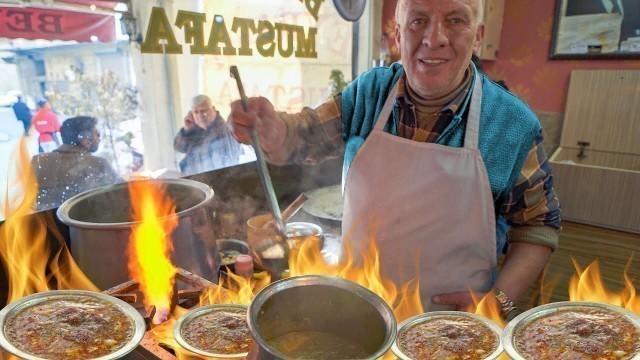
[568,257,639,313]
[0,138,98,307]
[127,180,178,323]
[199,269,271,306]
[288,232,424,323]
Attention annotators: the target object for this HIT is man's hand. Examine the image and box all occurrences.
[228,97,286,154]
[183,111,195,132]
[432,291,483,311]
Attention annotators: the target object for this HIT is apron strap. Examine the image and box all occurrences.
[373,72,483,150]
[374,81,400,131]
[464,73,483,150]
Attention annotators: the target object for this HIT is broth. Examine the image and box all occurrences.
[268,331,370,359]
[182,308,251,355]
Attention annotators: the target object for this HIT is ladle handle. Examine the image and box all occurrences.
[230,65,287,238]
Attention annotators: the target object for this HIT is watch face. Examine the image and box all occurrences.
[333,0,366,22]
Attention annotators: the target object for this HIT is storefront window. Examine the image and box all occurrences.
[0,0,354,217]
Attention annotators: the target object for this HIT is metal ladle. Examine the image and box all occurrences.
[230,65,287,239]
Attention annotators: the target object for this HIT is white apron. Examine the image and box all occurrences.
[341,73,496,311]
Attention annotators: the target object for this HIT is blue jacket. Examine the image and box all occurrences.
[340,63,541,207]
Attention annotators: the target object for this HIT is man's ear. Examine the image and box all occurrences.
[395,23,402,54]
[473,23,485,54]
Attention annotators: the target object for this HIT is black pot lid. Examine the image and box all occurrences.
[334,0,366,22]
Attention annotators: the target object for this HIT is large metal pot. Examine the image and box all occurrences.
[246,275,397,360]
[0,290,146,359]
[57,179,220,290]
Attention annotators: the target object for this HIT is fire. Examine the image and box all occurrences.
[0,137,97,306]
[127,180,178,323]
[289,232,424,323]
[200,269,271,306]
[568,258,639,313]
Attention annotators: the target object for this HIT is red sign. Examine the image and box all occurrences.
[0,6,115,42]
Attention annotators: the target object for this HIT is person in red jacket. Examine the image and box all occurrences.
[32,99,61,153]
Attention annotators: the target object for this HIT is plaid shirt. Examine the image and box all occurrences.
[271,72,561,249]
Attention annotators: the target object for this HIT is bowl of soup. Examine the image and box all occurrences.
[502,301,640,360]
[391,311,503,360]
[0,290,145,360]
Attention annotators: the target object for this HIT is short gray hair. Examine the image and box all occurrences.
[395,0,484,26]
[191,94,212,108]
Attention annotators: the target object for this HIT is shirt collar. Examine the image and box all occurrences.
[396,64,475,115]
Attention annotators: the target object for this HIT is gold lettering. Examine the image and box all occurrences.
[295,26,317,58]
[275,22,295,58]
[303,0,324,21]
[231,17,256,56]
[255,20,275,57]
[175,10,207,54]
[141,7,182,54]
[206,15,236,55]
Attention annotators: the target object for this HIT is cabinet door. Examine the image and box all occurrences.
[479,0,505,60]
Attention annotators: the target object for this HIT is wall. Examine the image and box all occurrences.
[482,0,640,114]
[380,0,640,114]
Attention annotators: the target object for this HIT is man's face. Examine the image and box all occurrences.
[83,127,100,152]
[395,0,484,99]
[192,102,217,129]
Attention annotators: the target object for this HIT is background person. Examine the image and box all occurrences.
[32,100,61,153]
[173,95,243,175]
[31,116,120,210]
[229,0,560,318]
[12,95,31,136]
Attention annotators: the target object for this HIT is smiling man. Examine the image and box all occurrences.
[228,0,560,319]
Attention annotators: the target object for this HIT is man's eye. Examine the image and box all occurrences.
[449,18,462,24]
[411,18,425,25]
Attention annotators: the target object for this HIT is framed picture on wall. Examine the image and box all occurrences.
[550,0,640,59]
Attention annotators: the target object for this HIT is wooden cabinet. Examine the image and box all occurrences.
[549,70,640,234]
[478,0,505,60]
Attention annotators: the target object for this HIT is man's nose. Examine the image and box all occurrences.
[422,21,448,48]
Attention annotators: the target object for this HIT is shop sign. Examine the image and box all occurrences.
[0,6,115,42]
[141,1,323,58]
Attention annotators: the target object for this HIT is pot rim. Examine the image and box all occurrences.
[0,290,146,360]
[247,274,397,359]
[502,301,640,360]
[56,178,214,229]
[391,311,504,360]
[173,304,249,358]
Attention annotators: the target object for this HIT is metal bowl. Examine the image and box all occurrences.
[247,275,397,359]
[217,239,250,272]
[502,301,640,360]
[173,304,249,359]
[0,290,146,360]
[391,311,504,360]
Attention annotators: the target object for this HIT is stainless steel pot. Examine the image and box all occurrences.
[0,290,146,360]
[57,179,220,290]
[246,275,397,360]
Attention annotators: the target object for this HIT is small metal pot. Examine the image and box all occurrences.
[391,311,504,360]
[0,290,146,360]
[502,301,640,360]
[217,239,250,273]
[173,304,249,359]
[57,178,220,290]
[246,275,397,360]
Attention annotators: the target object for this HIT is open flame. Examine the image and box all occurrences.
[0,138,97,307]
[126,180,178,324]
[288,233,424,323]
[568,257,639,313]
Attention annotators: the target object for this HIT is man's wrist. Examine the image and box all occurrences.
[491,287,517,319]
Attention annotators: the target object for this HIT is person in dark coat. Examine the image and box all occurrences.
[12,96,31,135]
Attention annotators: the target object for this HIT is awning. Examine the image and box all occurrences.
[0,6,116,42]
